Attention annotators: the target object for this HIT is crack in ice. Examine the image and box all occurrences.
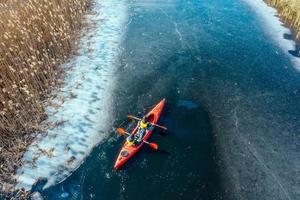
[160,8,185,49]
[232,106,292,200]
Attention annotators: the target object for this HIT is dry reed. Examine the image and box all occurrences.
[0,0,90,198]
[265,0,300,40]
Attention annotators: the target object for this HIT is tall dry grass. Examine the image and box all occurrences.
[266,0,300,40]
[0,0,90,196]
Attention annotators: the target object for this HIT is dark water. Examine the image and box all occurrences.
[41,0,300,199]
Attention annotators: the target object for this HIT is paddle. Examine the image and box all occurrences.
[116,128,158,150]
[127,115,167,131]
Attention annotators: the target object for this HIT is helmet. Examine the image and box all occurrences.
[142,116,148,122]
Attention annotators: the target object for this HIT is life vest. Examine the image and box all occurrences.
[127,140,134,146]
[139,121,148,129]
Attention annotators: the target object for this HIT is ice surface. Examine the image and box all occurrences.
[15,0,127,190]
[243,0,300,70]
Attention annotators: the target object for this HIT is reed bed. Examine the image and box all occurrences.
[0,0,90,198]
[266,0,300,40]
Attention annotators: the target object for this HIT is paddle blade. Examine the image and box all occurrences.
[149,142,158,150]
[116,128,126,135]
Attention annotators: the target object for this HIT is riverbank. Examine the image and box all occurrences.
[14,0,126,195]
[0,0,90,198]
[265,0,300,42]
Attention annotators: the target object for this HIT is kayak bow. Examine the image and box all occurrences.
[114,98,166,169]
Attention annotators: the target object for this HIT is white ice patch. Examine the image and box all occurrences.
[243,0,300,70]
[15,0,127,190]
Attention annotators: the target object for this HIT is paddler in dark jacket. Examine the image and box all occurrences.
[139,116,149,130]
[127,116,149,145]
[136,116,149,142]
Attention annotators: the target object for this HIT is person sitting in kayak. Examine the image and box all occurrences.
[127,116,149,145]
[136,116,149,142]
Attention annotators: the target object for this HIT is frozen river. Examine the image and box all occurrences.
[14,0,300,199]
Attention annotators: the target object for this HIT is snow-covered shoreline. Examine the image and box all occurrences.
[15,0,127,190]
[243,0,300,70]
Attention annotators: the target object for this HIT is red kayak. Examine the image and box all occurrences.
[114,98,166,169]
